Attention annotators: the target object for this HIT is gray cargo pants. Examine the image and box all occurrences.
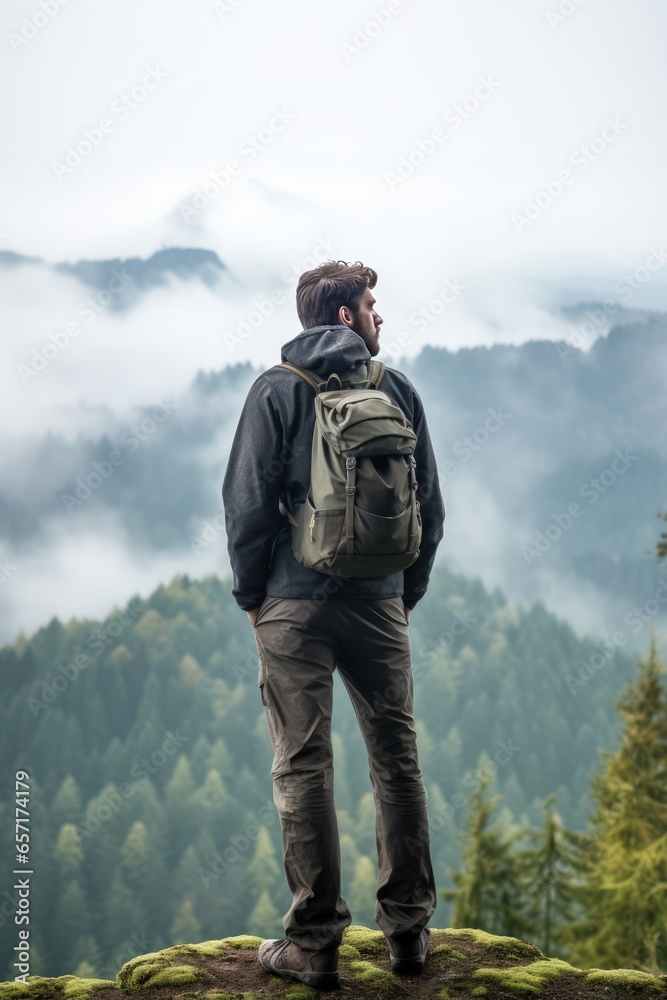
[253,593,436,952]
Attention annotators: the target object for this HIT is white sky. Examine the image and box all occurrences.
[2,0,666,283]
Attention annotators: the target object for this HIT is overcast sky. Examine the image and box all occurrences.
[2,0,666,290]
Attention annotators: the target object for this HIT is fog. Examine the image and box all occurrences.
[2,0,666,647]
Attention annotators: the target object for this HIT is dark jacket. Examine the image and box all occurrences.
[222,325,445,612]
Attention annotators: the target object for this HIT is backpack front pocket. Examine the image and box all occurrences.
[352,502,420,555]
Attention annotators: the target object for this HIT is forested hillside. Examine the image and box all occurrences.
[2,316,667,645]
[0,563,647,981]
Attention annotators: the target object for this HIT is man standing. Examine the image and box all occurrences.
[222,260,445,988]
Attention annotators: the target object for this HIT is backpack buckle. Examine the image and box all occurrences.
[346,486,356,495]
[346,457,356,468]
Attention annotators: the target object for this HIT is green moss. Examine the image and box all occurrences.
[350,960,396,986]
[471,989,488,997]
[62,976,117,998]
[0,985,31,1000]
[472,958,581,995]
[116,951,168,988]
[0,982,56,1000]
[585,967,666,990]
[432,944,467,960]
[438,990,452,999]
[139,964,211,988]
[444,928,544,961]
[341,925,387,956]
[0,976,108,1000]
[116,947,216,991]
[171,940,230,959]
[279,987,318,999]
[218,935,263,950]
[337,944,362,960]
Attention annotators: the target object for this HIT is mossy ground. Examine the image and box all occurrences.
[1,926,666,999]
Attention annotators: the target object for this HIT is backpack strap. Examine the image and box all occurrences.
[274,363,321,391]
[368,359,385,390]
[275,359,386,391]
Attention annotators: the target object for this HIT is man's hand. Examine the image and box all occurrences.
[247,606,261,627]
[403,603,412,624]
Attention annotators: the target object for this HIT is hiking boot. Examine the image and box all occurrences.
[385,927,430,974]
[258,937,340,989]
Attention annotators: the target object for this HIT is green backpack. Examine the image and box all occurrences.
[275,359,422,577]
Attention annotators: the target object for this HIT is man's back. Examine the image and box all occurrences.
[222,324,445,613]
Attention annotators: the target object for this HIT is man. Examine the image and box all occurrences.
[222,260,445,989]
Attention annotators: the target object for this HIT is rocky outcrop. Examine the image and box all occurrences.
[1,925,666,999]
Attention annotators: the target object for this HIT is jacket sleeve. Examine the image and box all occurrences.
[402,382,445,609]
[222,375,286,611]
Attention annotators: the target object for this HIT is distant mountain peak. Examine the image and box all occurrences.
[0,246,227,309]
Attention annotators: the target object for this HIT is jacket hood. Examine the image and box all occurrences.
[280,325,371,377]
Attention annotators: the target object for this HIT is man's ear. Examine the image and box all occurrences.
[338,305,353,327]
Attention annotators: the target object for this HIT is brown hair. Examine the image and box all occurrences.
[296,260,378,329]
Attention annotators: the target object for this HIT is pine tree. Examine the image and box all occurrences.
[247,889,282,939]
[512,793,591,958]
[246,825,280,898]
[439,758,533,938]
[657,510,667,561]
[170,896,202,946]
[348,854,377,928]
[51,775,83,829]
[563,633,667,973]
[51,882,92,977]
[70,935,103,979]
